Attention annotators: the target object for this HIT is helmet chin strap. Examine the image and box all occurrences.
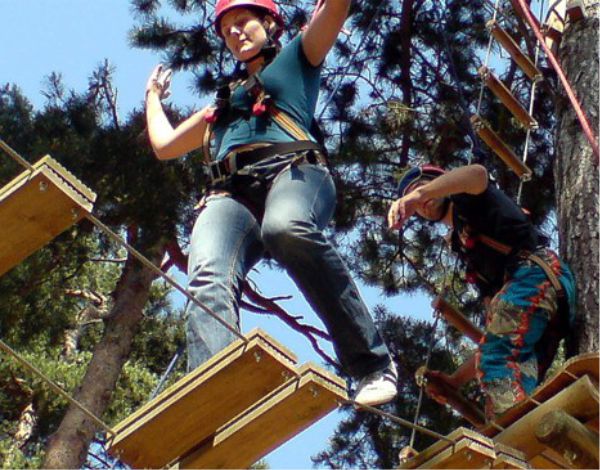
[239,20,279,66]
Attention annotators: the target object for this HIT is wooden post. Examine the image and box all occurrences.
[535,409,599,469]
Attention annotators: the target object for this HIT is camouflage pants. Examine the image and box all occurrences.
[476,249,576,420]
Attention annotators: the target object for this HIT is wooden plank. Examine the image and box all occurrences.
[0,155,96,277]
[491,375,599,464]
[108,329,298,469]
[478,66,538,130]
[177,363,347,469]
[493,443,530,469]
[471,114,533,180]
[487,19,542,81]
[398,427,496,469]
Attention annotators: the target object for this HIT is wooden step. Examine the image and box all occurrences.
[107,329,299,469]
[398,427,529,469]
[0,155,96,277]
[432,297,483,343]
[478,66,538,130]
[471,114,533,180]
[487,19,542,82]
[176,362,347,469]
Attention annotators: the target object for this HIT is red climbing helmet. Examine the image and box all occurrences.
[214,0,284,38]
[397,164,445,197]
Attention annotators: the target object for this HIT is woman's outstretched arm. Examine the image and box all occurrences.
[302,0,351,66]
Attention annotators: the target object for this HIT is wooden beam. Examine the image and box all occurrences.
[535,409,599,469]
[493,375,599,464]
[177,363,347,469]
[108,329,298,469]
[487,19,542,82]
[478,66,538,130]
[432,297,483,343]
[417,366,486,427]
[471,114,533,180]
[0,155,96,277]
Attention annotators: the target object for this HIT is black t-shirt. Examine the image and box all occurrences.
[450,181,540,297]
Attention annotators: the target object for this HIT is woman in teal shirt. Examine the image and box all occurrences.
[145,0,396,406]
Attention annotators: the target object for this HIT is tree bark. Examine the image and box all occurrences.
[554,1,599,355]
[43,238,165,469]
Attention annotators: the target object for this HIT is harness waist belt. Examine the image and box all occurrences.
[206,140,325,184]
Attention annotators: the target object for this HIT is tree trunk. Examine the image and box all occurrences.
[554,1,599,355]
[43,238,165,469]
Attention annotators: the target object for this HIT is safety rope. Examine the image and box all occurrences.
[0,137,247,442]
[85,213,246,342]
[150,344,184,400]
[0,136,246,344]
[474,0,502,145]
[408,254,460,449]
[0,339,115,436]
[517,0,546,204]
[345,399,457,444]
[514,0,599,161]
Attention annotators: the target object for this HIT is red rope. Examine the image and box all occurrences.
[514,0,599,162]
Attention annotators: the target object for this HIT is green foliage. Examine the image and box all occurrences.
[0,73,188,466]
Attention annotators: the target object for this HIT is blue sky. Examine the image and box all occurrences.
[1,1,432,468]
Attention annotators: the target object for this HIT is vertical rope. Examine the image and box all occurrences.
[517,0,546,204]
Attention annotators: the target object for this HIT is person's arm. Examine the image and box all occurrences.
[145,65,211,160]
[301,0,351,66]
[388,164,489,228]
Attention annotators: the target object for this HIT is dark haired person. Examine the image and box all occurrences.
[388,164,576,418]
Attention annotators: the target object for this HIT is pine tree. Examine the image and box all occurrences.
[0,72,188,468]
[554,1,599,355]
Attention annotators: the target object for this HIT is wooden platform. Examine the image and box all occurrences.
[108,329,300,469]
[398,427,529,469]
[176,362,347,469]
[0,155,96,277]
[405,353,598,469]
[481,353,599,468]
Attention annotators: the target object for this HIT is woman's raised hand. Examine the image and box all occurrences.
[146,64,173,101]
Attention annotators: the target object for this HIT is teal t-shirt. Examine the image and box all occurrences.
[213,35,321,160]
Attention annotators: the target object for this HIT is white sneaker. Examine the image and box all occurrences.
[354,361,398,407]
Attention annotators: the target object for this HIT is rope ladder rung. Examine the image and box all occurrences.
[471,114,533,180]
[487,19,543,82]
[478,66,539,130]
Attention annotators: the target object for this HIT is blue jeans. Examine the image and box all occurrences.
[185,158,390,378]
